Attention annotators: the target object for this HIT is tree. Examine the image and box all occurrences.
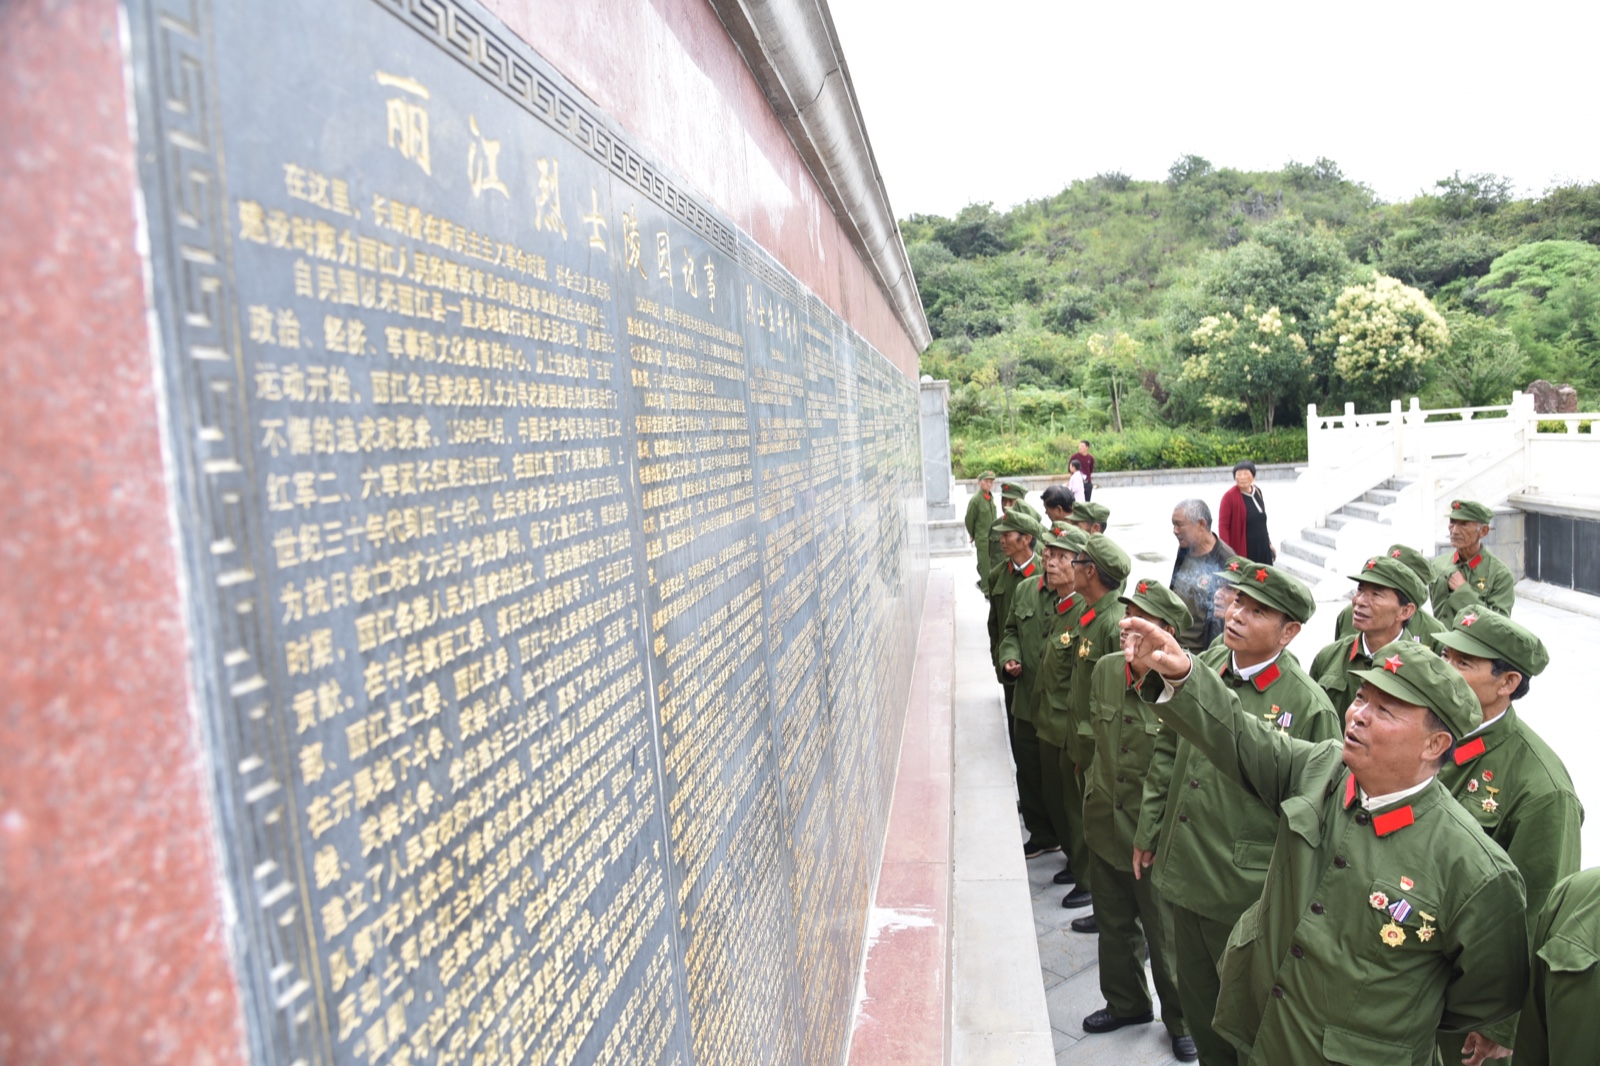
[1179,306,1311,431]
[1433,312,1526,408]
[1474,240,1600,314]
[933,202,1008,259]
[1321,276,1450,409]
[1085,330,1142,433]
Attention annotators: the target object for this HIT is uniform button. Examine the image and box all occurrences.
[1290,945,1305,959]
[1116,774,1126,783]
[1271,985,1285,998]
[1119,746,1129,754]
[1333,856,1348,868]
[1189,779,1200,789]
[1114,802,1124,810]
[1355,812,1371,826]
[1310,902,1325,915]
[1124,715,1134,724]
[1178,814,1189,823]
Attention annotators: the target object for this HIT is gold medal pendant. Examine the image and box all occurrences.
[1379,920,1407,948]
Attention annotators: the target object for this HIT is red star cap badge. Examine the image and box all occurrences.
[1137,581,1149,594]
[1384,655,1404,673]
[1391,549,1403,558]
[1460,613,1478,626]
[1255,569,1269,583]
[1228,561,1240,571]
[1452,500,1462,510]
[1365,558,1378,569]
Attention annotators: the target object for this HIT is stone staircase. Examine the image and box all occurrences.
[1276,478,1411,591]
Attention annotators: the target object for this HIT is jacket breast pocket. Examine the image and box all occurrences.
[1538,933,1598,976]
[1365,878,1443,956]
[1322,1025,1412,1065]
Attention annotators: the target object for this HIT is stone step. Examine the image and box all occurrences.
[1363,489,1401,506]
[1282,538,1331,568]
[1340,501,1387,523]
[1382,478,1413,491]
[1275,553,1327,586]
[1304,527,1340,549]
[1326,513,1355,531]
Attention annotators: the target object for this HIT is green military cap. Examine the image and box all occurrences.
[977,469,997,480]
[1384,543,1432,590]
[1078,533,1131,583]
[1214,556,1251,584]
[993,509,1042,537]
[1119,577,1193,634]
[1228,561,1316,623]
[1434,611,1550,678]
[1447,499,1495,524]
[1071,500,1111,525]
[1000,480,1029,500]
[1348,553,1428,607]
[1038,525,1087,552]
[1352,640,1482,738]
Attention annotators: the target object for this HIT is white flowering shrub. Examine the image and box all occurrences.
[1322,276,1449,407]
[1179,305,1310,431]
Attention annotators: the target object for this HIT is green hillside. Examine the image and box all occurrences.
[904,157,1600,476]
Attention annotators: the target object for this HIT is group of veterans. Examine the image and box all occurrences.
[965,473,1592,1065]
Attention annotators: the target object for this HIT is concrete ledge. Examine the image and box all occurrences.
[1516,579,1600,621]
[1510,492,1600,521]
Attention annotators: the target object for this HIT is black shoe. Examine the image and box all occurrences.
[1171,1034,1198,1062]
[1081,1007,1154,1034]
[1061,888,1092,909]
[1052,865,1076,885]
[1070,915,1098,934]
[1023,839,1061,859]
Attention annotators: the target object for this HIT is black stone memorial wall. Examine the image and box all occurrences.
[126,0,929,1062]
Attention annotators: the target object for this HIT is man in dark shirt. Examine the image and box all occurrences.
[1169,498,1234,652]
[1076,440,1096,500]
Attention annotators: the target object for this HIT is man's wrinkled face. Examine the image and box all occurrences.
[1439,645,1520,711]
[1171,509,1208,550]
[1351,581,1413,636]
[1043,546,1076,594]
[979,478,995,495]
[1223,591,1293,659]
[1448,519,1489,550]
[1341,682,1451,781]
[999,529,1029,561]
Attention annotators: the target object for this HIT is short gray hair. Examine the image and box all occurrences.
[1175,498,1212,529]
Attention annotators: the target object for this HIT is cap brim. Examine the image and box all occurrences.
[1349,668,1462,735]
[1431,629,1502,663]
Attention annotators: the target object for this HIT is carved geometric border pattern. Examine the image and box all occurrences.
[142,0,329,1061]
[373,0,740,257]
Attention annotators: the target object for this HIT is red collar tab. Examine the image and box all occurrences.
[1038,577,1047,592]
[1125,661,1135,688]
[1373,806,1416,836]
[1344,774,1358,809]
[1454,550,1482,569]
[982,492,992,501]
[1252,663,1282,692]
[1079,608,1097,627]
[1020,561,1036,577]
[1056,595,1076,615]
[1218,661,1229,677]
[1453,736,1487,765]
[1348,641,1363,662]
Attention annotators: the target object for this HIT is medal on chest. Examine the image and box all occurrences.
[1481,786,1500,813]
[1372,894,1414,948]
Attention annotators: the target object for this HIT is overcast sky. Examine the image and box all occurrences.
[829,0,1600,219]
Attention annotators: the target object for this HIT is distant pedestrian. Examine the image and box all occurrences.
[1218,460,1273,564]
[1040,485,1074,527]
[1075,441,1096,501]
[1067,459,1086,503]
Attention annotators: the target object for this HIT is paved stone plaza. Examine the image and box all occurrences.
[941,475,1600,1064]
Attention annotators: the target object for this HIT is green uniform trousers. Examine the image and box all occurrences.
[1086,849,1184,1034]
[1172,905,1241,1066]
[1011,714,1056,847]
[1039,739,1090,893]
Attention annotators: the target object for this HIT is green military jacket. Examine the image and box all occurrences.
[1031,596,1086,750]
[1310,627,1434,719]
[1084,652,1166,870]
[1064,589,1126,769]
[1518,868,1600,1066]
[1331,601,1445,643]
[1136,646,1339,924]
[1429,546,1515,628]
[1143,663,1529,1065]
[965,489,997,593]
[1438,707,1584,929]
[988,551,1040,668]
[998,578,1074,725]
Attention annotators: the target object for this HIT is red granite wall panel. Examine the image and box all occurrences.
[0,2,246,1064]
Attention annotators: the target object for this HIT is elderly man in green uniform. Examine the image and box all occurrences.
[1310,554,1431,716]
[1001,525,1083,862]
[1333,543,1445,642]
[1517,868,1600,1066]
[1080,578,1197,1061]
[987,508,1043,684]
[1029,525,1089,866]
[1430,499,1516,627]
[1432,611,1583,1064]
[1056,533,1130,918]
[1119,618,1530,1065]
[1069,499,1110,535]
[965,470,997,593]
[1135,562,1338,1065]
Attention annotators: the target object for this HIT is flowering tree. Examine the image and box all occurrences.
[1180,305,1310,431]
[1321,276,1450,409]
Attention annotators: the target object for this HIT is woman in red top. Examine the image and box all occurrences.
[1218,460,1274,563]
